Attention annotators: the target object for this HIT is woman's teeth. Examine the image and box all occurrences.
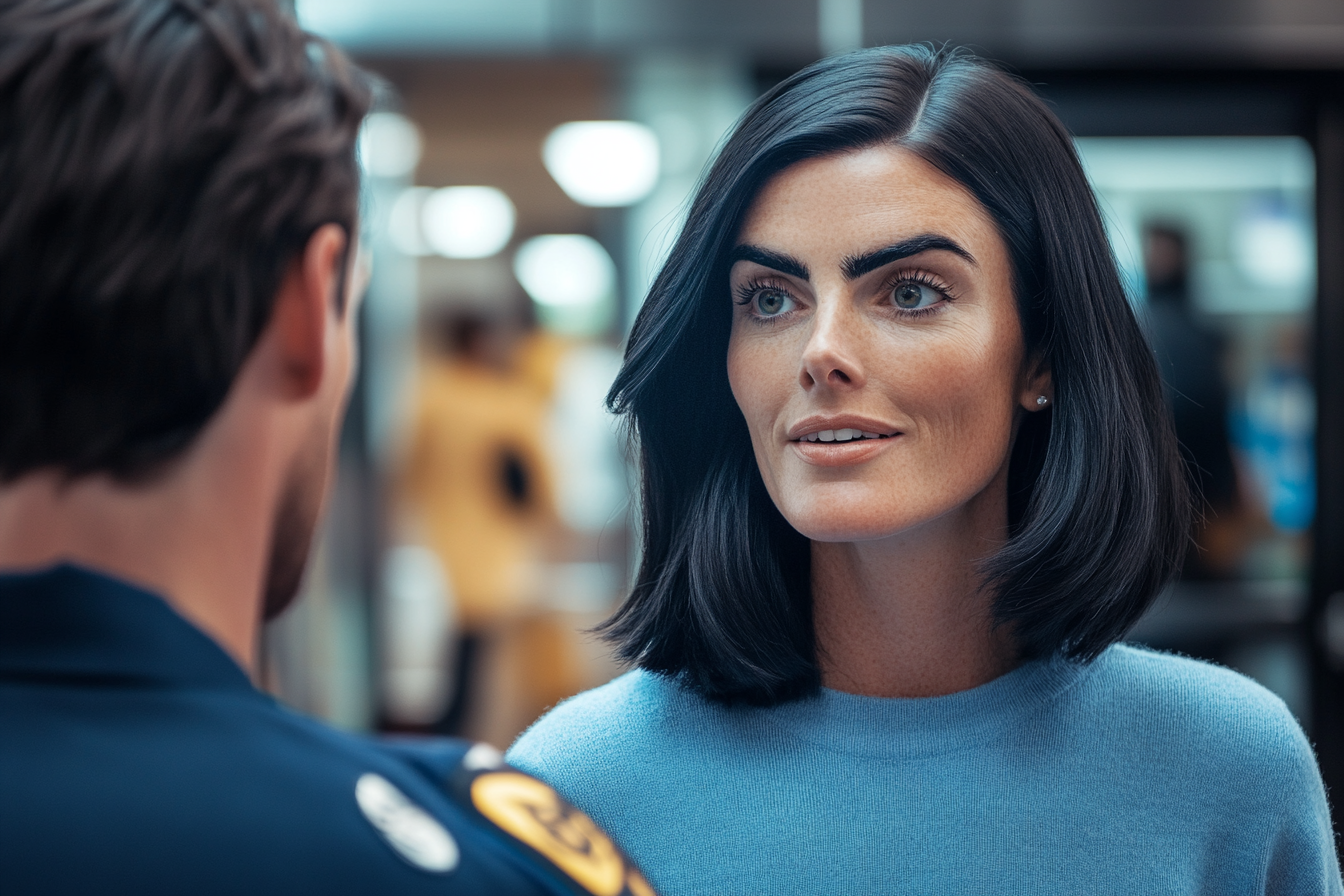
[801,428,886,443]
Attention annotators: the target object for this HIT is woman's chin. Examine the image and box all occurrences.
[784,511,921,545]
[771,481,934,544]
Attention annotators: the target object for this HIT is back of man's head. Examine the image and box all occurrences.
[0,0,371,482]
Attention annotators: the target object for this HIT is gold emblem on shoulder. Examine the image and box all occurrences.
[470,771,626,896]
[625,867,656,896]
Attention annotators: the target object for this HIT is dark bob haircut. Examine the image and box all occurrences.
[603,45,1190,706]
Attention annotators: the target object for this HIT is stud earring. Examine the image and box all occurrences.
[1036,395,1049,407]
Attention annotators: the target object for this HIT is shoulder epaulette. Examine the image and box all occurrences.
[444,743,656,896]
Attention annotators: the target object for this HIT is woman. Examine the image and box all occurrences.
[507,46,1340,895]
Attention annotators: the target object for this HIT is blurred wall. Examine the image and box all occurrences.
[299,0,1344,66]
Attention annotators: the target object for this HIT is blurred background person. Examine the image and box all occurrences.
[392,304,577,742]
[1141,222,1248,579]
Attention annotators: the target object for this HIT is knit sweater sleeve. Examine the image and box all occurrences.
[1261,719,1342,895]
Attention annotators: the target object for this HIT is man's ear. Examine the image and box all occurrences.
[268,224,347,400]
[1018,352,1054,412]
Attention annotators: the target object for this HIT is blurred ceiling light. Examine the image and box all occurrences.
[421,186,515,259]
[1232,205,1313,290]
[294,0,369,36]
[543,121,660,207]
[1075,137,1314,193]
[387,187,433,256]
[359,112,422,179]
[513,234,615,307]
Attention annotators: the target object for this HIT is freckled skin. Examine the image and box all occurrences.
[727,146,1052,698]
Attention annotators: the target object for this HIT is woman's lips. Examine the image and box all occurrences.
[790,434,900,466]
[786,416,900,441]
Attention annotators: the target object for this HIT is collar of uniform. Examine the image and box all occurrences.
[0,563,257,693]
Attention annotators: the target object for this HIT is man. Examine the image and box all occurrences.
[1140,222,1246,579]
[0,2,652,894]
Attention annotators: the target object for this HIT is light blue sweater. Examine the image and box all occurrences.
[508,645,1341,895]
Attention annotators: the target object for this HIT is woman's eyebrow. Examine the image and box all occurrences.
[729,245,810,280]
[842,234,977,280]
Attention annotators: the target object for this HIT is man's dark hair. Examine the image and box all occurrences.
[0,0,371,481]
[602,45,1191,706]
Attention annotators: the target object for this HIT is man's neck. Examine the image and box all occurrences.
[0,433,276,671]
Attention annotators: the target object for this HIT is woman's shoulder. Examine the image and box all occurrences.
[1095,643,1296,723]
[1090,646,1338,887]
[505,669,701,779]
[1081,644,1317,786]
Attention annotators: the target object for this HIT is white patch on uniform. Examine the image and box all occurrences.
[462,742,505,771]
[355,773,459,873]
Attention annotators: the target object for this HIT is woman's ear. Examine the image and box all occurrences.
[1018,353,1054,412]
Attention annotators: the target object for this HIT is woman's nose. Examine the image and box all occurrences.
[799,296,866,391]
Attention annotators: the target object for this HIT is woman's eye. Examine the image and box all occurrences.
[891,280,941,310]
[755,289,794,316]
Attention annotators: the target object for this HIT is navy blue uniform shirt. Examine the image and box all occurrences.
[0,565,654,896]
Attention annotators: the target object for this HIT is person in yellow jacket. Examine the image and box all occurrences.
[401,314,556,626]
[397,311,579,740]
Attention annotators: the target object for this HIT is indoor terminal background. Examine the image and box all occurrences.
[261,0,1344,828]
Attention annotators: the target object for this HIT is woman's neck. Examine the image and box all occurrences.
[810,496,1018,699]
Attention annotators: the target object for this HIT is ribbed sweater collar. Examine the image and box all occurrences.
[746,656,1092,760]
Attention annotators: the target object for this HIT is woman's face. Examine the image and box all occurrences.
[727,144,1047,544]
